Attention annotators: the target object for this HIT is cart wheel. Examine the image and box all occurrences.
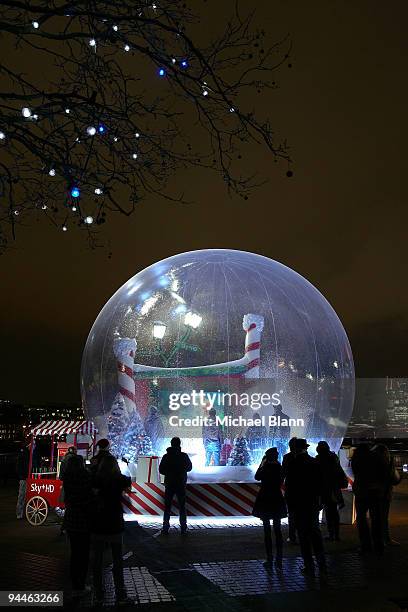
[25,496,48,526]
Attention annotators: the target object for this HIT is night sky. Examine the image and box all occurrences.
[1,1,407,404]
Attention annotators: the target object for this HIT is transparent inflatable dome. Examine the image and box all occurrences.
[81,249,354,476]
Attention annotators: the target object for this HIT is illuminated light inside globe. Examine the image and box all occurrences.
[81,249,354,482]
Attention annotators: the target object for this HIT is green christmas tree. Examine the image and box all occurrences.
[228,435,252,466]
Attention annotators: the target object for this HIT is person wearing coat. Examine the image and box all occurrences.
[159,437,192,534]
[281,437,298,544]
[372,443,401,546]
[91,454,132,605]
[284,438,326,575]
[315,441,347,541]
[252,447,287,567]
[351,443,389,555]
[62,454,93,597]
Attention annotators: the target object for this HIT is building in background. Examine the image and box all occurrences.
[0,400,84,443]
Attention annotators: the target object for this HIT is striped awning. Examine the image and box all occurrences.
[30,420,98,436]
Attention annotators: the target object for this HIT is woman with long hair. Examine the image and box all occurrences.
[252,447,287,568]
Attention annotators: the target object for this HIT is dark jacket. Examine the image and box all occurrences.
[281,450,296,481]
[315,451,343,505]
[90,449,118,476]
[159,447,192,487]
[91,473,131,535]
[351,449,389,500]
[284,452,323,511]
[252,460,287,520]
[62,469,93,533]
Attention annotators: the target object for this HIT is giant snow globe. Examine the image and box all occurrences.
[81,249,354,482]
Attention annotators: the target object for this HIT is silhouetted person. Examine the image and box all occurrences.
[90,438,119,476]
[284,438,326,575]
[62,454,92,598]
[315,441,347,541]
[269,403,290,461]
[372,443,401,546]
[252,447,287,568]
[282,436,298,544]
[159,437,192,534]
[91,454,132,605]
[59,445,77,480]
[351,443,388,555]
[202,408,223,466]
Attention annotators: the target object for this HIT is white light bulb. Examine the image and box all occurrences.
[135,132,140,138]
[132,153,138,159]
[32,21,39,29]
[124,44,130,52]
[33,114,38,120]
[202,90,209,97]
[22,107,32,118]
[65,108,70,114]
[71,206,77,212]
[49,169,56,176]
[0,131,5,140]
[152,3,157,9]
[62,225,67,231]
[113,136,118,142]
[171,58,176,64]
[85,215,93,224]
[14,210,19,216]
[229,107,235,113]
[87,126,96,136]
[94,188,102,195]
[41,204,47,210]
[89,38,96,47]
[113,24,118,31]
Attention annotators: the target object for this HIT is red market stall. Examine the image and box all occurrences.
[25,420,98,526]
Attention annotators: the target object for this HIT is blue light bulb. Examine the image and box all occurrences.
[158,68,166,77]
[180,59,188,69]
[71,186,80,198]
[98,124,106,133]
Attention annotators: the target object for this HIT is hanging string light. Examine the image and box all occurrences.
[70,186,80,198]
[158,68,166,77]
[84,215,93,224]
[0,131,5,140]
[48,168,56,176]
[22,107,32,118]
[87,126,96,136]
[32,21,39,29]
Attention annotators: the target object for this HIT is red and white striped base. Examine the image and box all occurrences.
[123,482,259,517]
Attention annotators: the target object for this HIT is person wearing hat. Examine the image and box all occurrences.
[284,438,326,575]
[252,447,287,568]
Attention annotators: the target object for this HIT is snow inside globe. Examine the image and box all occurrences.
[81,249,354,482]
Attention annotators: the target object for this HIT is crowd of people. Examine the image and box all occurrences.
[158,436,402,577]
[16,434,402,601]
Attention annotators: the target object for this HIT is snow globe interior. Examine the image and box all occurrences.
[81,249,354,482]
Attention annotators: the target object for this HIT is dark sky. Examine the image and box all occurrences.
[1,1,408,404]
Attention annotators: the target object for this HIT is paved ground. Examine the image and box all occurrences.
[1,480,408,611]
